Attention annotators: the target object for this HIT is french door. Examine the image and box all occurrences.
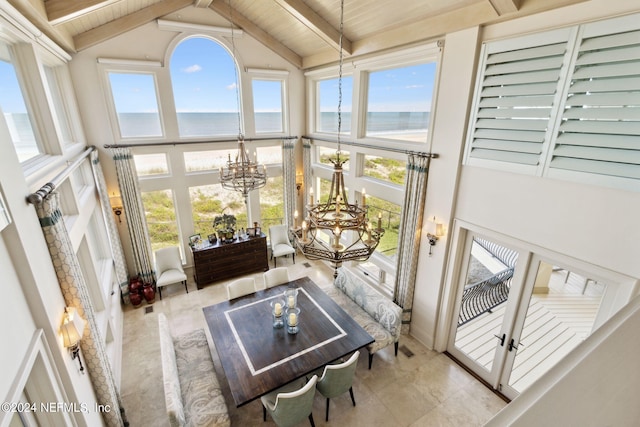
[447,232,606,400]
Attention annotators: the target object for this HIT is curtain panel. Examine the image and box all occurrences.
[110,147,155,284]
[393,154,430,334]
[90,150,130,303]
[282,138,297,228]
[34,191,126,426]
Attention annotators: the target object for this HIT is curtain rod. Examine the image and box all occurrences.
[27,146,96,205]
[301,135,438,158]
[103,136,298,149]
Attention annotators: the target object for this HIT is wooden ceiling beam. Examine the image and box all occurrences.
[209,0,302,69]
[73,0,192,51]
[194,0,213,7]
[487,0,522,16]
[272,0,352,54]
[45,0,121,25]
[7,0,76,52]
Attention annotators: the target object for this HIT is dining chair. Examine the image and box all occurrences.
[226,277,257,300]
[315,351,360,421]
[154,246,188,299]
[261,375,317,427]
[269,224,295,267]
[263,267,290,288]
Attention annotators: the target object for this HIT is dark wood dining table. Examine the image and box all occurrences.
[202,276,374,407]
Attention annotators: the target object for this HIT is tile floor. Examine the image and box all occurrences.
[120,256,506,426]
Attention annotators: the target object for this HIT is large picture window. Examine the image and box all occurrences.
[170,37,240,137]
[0,41,40,162]
[141,189,179,252]
[108,72,162,138]
[317,76,352,134]
[365,63,436,143]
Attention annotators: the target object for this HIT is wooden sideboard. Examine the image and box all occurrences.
[191,234,269,288]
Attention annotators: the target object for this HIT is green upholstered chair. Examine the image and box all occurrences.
[316,351,360,421]
[261,375,317,427]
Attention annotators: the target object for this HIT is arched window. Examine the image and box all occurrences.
[170,37,240,138]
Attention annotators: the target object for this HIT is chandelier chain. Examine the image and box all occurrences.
[228,0,242,138]
[337,0,344,153]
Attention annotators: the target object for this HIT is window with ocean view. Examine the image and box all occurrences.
[317,76,352,134]
[170,37,240,138]
[253,79,283,133]
[365,63,436,143]
[108,72,162,139]
[0,41,40,162]
[317,146,349,171]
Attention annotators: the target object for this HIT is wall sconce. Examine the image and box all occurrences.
[110,194,123,223]
[426,216,445,256]
[296,173,303,196]
[60,307,86,373]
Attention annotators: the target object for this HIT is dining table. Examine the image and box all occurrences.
[202,276,374,407]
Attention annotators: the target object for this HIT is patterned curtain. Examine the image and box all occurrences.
[110,147,155,284]
[302,138,312,208]
[90,150,130,303]
[393,154,430,334]
[34,191,126,426]
[282,138,296,228]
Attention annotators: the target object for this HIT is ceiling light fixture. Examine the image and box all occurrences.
[219,0,267,203]
[294,0,383,278]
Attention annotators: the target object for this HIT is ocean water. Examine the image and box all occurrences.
[7,111,430,158]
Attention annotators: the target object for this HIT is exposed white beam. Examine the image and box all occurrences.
[209,0,302,69]
[74,0,192,51]
[45,0,121,25]
[194,0,213,7]
[487,0,522,15]
[272,0,352,54]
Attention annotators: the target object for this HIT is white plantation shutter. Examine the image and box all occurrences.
[549,26,640,182]
[465,30,572,170]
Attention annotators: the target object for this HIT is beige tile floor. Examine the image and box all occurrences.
[120,255,506,426]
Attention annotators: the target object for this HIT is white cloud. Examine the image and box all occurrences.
[226,82,238,90]
[405,84,424,89]
[183,64,202,73]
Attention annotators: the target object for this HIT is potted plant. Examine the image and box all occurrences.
[213,212,237,241]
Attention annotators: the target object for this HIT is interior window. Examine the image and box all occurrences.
[170,37,240,137]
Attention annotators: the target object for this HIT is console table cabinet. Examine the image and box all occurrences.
[191,234,269,288]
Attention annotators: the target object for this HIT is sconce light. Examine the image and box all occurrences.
[60,307,86,373]
[110,194,123,223]
[426,216,445,256]
[296,173,303,196]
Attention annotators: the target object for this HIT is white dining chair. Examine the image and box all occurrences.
[226,277,257,300]
[263,267,290,288]
[269,224,295,268]
[155,246,188,299]
[261,375,317,427]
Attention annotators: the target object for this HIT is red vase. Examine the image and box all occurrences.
[130,291,143,307]
[129,277,142,294]
[143,283,155,304]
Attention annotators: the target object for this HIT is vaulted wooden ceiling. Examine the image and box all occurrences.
[9,0,587,68]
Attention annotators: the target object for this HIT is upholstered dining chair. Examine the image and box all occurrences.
[315,351,360,421]
[263,267,290,288]
[154,246,188,299]
[269,224,295,267]
[261,375,317,427]
[226,277,257,300]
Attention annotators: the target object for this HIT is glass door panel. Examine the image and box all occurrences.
[502,260,606,396]
[449,235,520,384]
